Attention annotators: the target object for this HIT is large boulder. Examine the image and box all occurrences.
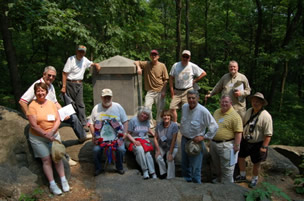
[271,145,304,174]
[0,106,70,199]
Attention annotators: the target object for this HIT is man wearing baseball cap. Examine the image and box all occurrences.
[235,92,273,188]
[88,88,128,176]
[134,49,169,128]
[61,45,101,132]
[169,50,207,122]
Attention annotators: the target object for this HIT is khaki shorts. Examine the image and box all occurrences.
[169,88,192,110]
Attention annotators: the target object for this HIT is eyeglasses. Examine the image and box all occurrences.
[47,74,56,78]
[182,55,190,59]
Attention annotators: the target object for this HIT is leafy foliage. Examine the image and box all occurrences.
[245,182,291,201]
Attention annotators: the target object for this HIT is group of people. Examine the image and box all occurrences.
[18,45,273,195]
[133,49,273,187]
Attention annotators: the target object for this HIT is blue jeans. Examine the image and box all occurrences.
[181,136,204,183]
[93,141,126,172]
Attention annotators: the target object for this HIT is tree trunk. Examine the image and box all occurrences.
[203,0,208,59]
[175,0,182,61]
[279,61,288,112]
[268,0,302,106]
[185,0,189,50]
[0,1,22,109]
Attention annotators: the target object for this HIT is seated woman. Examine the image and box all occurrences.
[154,110,178,179]
[126,107,157,179]
[27,82,69,195]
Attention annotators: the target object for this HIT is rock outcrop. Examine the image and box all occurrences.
[0,106,70,199]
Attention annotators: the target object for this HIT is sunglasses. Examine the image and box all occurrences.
[182,55,190,59]
[47,74,56,78]
[150,53,158,56]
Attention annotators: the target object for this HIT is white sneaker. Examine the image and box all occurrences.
[143,170,149,179]
[86,133,93,140]
[61,180,70,192]
[151,173,157,179]
[68,158,77,166]
[50,183,62,195]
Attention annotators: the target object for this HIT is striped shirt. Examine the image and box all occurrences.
[213,107,243,141]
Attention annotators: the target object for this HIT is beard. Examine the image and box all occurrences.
[102,101,112,108]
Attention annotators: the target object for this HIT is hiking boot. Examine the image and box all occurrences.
[94,169,104,176]
[117,169,125,175]
[50,183,62,195]
[235,175,247,183]
[249,179,258,188]
[61,180,70,192]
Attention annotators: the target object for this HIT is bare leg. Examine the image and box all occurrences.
[41,155,54,182]
[252,162,260,177]
[238,157,246,172]
[54,160,65,178]
[171,109,177,122]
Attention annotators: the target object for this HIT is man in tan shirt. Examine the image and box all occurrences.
[205,60,251,118]
[134,50,169,128]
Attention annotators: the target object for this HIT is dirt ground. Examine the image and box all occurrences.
[33,163,303,201]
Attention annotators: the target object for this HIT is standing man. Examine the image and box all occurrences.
[235,92,273,188]
[180,90,218,183]
[88,89,128,176]
[61,45,101,132]
[19,66,86,166]
[169,50,207,122]
[134,49,169,128]
[209,95,243,183]
[205,60,251,119]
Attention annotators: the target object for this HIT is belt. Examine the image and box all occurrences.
[174,87,192,91]
[182,136,192,141]
[212,138,234,143]
[67,79,82,83]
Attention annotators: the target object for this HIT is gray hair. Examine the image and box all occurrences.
[187,89,199,98]
[229,60,238,67]
[137,106,151,121]
[43,66,57,73]
[221,95,232,103]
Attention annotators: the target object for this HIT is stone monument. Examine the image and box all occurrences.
[93,55,142,117]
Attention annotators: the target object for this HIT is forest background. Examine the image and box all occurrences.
[0,0,303,146]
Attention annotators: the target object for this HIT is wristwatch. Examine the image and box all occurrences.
[262,145,268,149]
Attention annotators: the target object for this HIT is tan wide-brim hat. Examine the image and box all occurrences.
[51,140,66,163]
[248,92,268,106]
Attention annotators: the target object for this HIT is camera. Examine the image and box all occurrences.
[245,134,253,141]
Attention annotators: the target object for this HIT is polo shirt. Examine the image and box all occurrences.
[213,107,243,141]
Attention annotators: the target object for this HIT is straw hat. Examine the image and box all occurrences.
[185,140,202,156]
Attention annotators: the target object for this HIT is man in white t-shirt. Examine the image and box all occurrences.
[61,45,101,131]
[169,50,207,122]
[88,88,128,176]
[19,66,87,166]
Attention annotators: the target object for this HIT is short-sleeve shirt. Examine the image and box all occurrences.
[180,103,218,139]
[213,107,243,141]
[169,61,205,89]
[19,78,57,104]
[63,55,93,80]
[155,121,178,151]
[27,100,58,136]
[243,108,273,143]
[88,102,128,126]
[128,116,150,139]
[138,61,169,92]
